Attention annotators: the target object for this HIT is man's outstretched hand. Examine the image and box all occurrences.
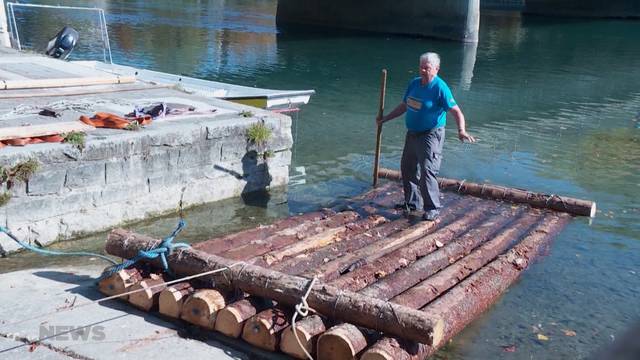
[458,130,476,143]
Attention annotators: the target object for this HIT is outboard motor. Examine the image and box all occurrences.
[45,26,79,59]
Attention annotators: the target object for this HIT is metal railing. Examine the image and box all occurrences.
[6,2,112,63]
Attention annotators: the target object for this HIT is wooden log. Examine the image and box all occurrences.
[302,197,472,282]
[253,215,388,267]
[329,201,498,292]
[106,230,443,344]
[280,314,328,359]
[392,213,549,308]
[378,167,596,217]
[128,274,166,311]
[0,121,95,141]
[317,323,369,360]
[180,289,226,330]
[215,297,272,338]
[242,307,292,351]
[98,268,143,299]
[360,213,572,360]
[360,209,536,300]
[274,196,464,276]
[158,282,195,318]
[193,209,334,255]
[219,211,360,260]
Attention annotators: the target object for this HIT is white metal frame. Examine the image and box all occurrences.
[6,2,112,63]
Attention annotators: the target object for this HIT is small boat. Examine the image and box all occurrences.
[73,61,315,112]
[2,2,314,112]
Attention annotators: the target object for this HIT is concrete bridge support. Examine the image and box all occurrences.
[276,0,480,43]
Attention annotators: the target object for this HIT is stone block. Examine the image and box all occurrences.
[64,162,105,189]
[27,167,66,195]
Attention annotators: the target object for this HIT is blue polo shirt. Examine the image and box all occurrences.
[403,76,457,132]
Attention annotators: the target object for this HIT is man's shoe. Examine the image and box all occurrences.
[394,202,417,211]
[423,210,440,222]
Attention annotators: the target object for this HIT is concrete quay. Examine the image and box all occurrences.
[0,265,287,359]
[0,49,293,254]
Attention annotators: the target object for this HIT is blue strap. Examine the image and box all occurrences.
[99,220,190,280]
[0,225,118,265]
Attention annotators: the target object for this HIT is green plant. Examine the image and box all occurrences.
[10,158,39,183]
[0,192,10,207]
[239,110,254,118]
[246,122,271,146]
[124,122,141,131]
[63,131,86,150]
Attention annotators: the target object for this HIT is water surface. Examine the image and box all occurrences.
[4,2,640,359]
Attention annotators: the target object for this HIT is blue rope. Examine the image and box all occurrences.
[99,220,190,280]
[0,226,118,265]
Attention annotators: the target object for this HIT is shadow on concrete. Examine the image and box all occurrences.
[214,150,273,209]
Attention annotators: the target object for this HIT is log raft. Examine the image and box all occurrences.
[100,178,591,359]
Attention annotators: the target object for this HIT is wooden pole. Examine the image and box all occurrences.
[372,69,387,187]
[0,0,12,48]
[378,167,596,217]
[360,213,572,360]
[105,230,444,345]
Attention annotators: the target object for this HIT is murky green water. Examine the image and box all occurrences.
[4,1,640,359]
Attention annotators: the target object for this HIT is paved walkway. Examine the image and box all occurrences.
[0,265,287,359]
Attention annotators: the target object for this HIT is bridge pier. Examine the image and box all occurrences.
[276,0,480,43]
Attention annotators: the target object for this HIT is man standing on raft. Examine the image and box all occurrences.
[377,52,476,221]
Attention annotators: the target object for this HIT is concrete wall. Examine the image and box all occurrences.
[0,109,292,253]
[524,0,640,18]
[276,0,480,43]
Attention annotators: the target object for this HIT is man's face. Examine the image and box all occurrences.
[419,60,439,82]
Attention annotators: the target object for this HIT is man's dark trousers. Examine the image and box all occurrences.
[400,127,445,212]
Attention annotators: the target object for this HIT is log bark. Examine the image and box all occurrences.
[280,315,328,359]
[392,213,548,308]
[158,282,195,318]
[302,195,470,287]
[275,196,463,277]
[378,167,596,217]
[219,211,360,260]
[360,209,536,300]
[252,215,387,267]
[214,297,272,338]
[180,289,226,330]
[105,230,443,344]
[241,307,292,351]
[317,323,369,360]
[360,213,572,360]
[98,268,143,299]
[193,209,334,255]
[329,201,497,292]
[127,274,166,311]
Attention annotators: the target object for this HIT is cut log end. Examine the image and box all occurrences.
[280,315,327,359]
[432,317,445,348]
[215,305,245,338]
[317,323,368,360]
[158,284,194,318]
[590,202,597,218]
[97,268,142,299]
[242,317,279,351]
[360,349,394,360]
[180,289,226,330]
